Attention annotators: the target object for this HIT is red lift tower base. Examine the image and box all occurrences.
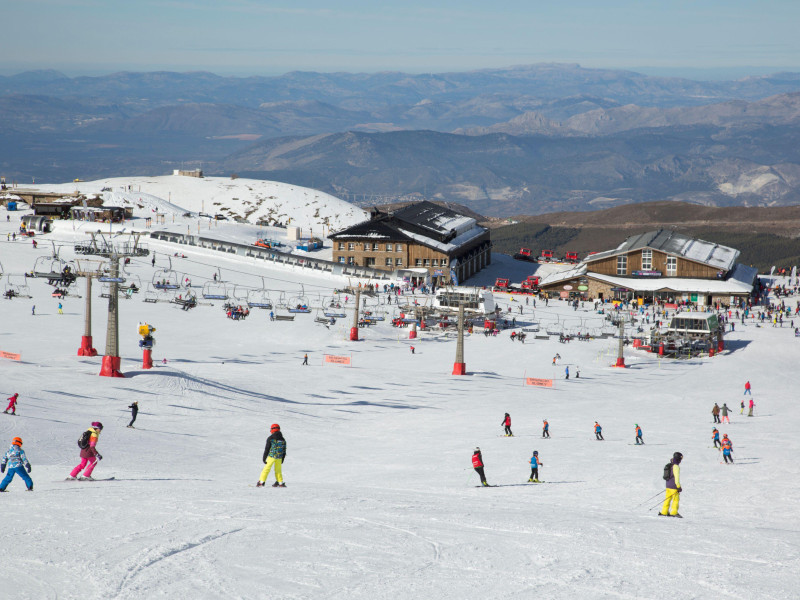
[77,336,98,357]
[452,362,467,375]
[142,349,153,369]
[99,355,125,378]
[349,327,359,341]
[613,357,626,368]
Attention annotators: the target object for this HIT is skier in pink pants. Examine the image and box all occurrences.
[68,422,103,480]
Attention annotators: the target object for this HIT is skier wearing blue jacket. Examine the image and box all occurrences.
[528,451,543,482]
[594,422,604,441]
[0,437,33,492]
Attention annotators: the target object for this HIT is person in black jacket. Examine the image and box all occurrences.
[127,402,139,428]
[257,423,287,487]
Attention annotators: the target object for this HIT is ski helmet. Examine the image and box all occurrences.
[635,424,639,428]
[91,421,103,430]
[12,437,22,446]
[474,447,480,452]
[270,423,280,433]
[533,451,538,455]
[672,452,683,463]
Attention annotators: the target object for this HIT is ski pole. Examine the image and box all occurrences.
[647,498,665,512]
[633,490,664,508]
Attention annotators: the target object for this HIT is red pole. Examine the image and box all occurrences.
[142,348,153,369]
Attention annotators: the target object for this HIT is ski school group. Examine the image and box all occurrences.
[470,383,756,518]
[0,395,289,491]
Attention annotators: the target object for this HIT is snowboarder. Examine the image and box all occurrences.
[744,380,752,395]
[712,427,720,449]
[67,422,103,481]
[501,413,513,437]
[256,423,286,487]
[58,302,63,315]
[594,421,604,440]
[4,393,19,415]
[635,424,644,445]
[748,398,755,417]
[127,401,138,428]
[659,452,683,517]
[302,353,308,366]
[721,434,734,463]
[720,403,731,424]
[472,447,488,486]
[0,437,32,492]
[712,403,721,423]
[542,419,550,438]
[528,451,543,482]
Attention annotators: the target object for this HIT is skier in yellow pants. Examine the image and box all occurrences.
[257,423,286,488]
[660,452,683,518]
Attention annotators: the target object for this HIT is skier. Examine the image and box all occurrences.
[542,419,550,438]
[501,413,513,437]
[720,403,731,424]
[575,365,580,379]
[472,447,489,487]
[744,381,752,395]
[748,398,755,417]
[721,434,734,464]
[528,450,543,482]
[256,423,286,488]
[302,353,308,366]
[58,302,63,315]
[711,403,721,423]
[67,422,103,481]
[565,365,569,379]
[0,437,32,492]
[659,451,683,518]
[635,424,644,445]
[4,393,19,415]
[31,305,35,316]
[712,427,721,449]
[740,400,745,415]
[594,421,604,440]
[127,401,138,428]
[410,346,415,354]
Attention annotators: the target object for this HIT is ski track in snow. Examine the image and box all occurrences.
[1,196,800,599]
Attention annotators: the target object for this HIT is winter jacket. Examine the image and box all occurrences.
[712,405,720,415]
[665,462,681,490]
[721,405,729,416]
[530,455,541,468]
[712,430,720,441]
[502,415,511,427]
[80,427,101,459]
[472,452,484,468]
[263,432,287,462]
[542,421,549,431]
[721,439,733,453]
[2,445,29,470]
[129,403,138,415]
[595,424,602,433]
[636,427,643,437]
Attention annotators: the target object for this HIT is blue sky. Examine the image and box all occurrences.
[4,0,800,77]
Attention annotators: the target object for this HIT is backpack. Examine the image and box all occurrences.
[662,462,673,481]
[77,430,91,449]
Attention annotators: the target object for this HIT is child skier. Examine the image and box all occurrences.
[501,413,513,437]
[127,402,139,428]
[712,427,720,449]
[542,419,550,438]
[68,422,103,481]
[4,393,19,415]
[721,434,734,464]
[528,451,543,482]
[740,400,745,415]
[256,423,286,487]
[472,447,489,487]
[635,424,644,445]
[594,421,604,440]
[0,437,33,492]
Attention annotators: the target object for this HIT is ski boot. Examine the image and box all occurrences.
[65,476,77,481]
[81,476,95,481]
[272,482,280,487]
[279,483,286,487]
[256,482,264,488]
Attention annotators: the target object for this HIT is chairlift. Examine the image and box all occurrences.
[152,256,180,290]
[323,296,346,318]
[33,255,67,279]
[4,276,32,299]
[247,278,273,309]
[143,284,159,303]
[287,286,311,313]
[202,280,229,300]
[231,285,249,304]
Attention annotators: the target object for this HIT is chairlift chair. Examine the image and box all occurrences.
[202,281,229,300]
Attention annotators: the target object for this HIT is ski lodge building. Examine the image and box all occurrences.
[536,230,757,307]
[329,201,491,285]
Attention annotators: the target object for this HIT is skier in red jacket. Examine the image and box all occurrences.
[4,393,19,415]
[472,447,489,486]
[501,413,513,437]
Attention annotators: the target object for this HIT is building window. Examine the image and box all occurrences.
[372,243,380,251]
[338,256,345,264]
[395,258,402,266]
[366,257,375,266]
[347,257,354,265]
[641,249,652,271]
[348,243,355,251]
[338,242,345,250]
[617,255,628,275]
[441,258,447,266]
[385,243,392,252]
[385,258,393,266]
[424,258,431,267]
[666,256,677,275]
[432,259,439,266]
[395,244,403,252]
[415,259,422,266]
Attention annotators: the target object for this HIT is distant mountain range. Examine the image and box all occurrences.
[4,64,800,216]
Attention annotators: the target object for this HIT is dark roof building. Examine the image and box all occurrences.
[329,201,491,284]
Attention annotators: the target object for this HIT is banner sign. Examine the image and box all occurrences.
[324,354,351,366]
[525,378,553,388]
[632,270,662,277]
[0,351,21,361]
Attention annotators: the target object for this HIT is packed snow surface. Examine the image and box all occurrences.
[0,197,798,599]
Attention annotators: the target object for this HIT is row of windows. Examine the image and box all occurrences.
[336,257,449,267]
[338,242,404,252]
[616,253,678,275]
